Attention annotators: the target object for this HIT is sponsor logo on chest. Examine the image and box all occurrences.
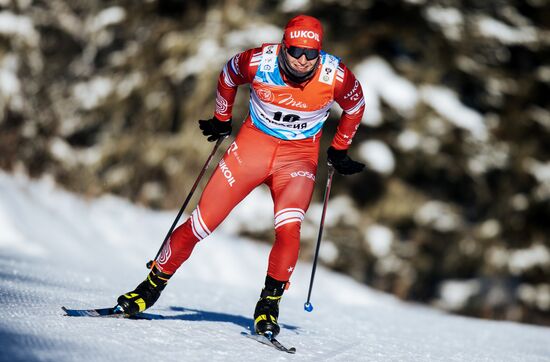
[255,87,309,109]
[278,93,308,108]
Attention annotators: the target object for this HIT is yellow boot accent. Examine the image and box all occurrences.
[135,298,146,312]
[123,293,139,299]
[147,275,157,288]
[254,314,267,325]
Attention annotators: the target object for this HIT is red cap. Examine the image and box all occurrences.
[283,15,323,50]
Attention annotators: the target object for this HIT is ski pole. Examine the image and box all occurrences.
[304,163,335,312]
[146,137,226,269]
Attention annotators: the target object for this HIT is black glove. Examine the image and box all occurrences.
[198,117,232,142]
[327,146,365,175]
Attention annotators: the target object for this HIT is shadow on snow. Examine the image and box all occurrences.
[140,306,300,334]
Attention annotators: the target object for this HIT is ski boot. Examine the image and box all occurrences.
[116,263,172,315]
[253,275,287,338]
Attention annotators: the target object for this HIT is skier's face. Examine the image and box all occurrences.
[284,46,319,74]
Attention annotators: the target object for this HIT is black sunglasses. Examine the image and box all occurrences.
[286,46,319,61]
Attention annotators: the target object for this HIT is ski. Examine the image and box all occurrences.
[242,332,296,354]
[61,306,155,320]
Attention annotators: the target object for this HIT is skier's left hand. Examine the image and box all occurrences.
[327,146,365,175]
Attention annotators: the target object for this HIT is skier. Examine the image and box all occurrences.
[116,14,365,338]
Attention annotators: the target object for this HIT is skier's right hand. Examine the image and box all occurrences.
[327,146,365,175]
[198,116,232,142]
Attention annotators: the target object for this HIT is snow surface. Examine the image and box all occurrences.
[357,140,396,175]
[88,7,126,33]
[280,0,310,13]
[1,170,549,361]
[0,11,39,47]
[424,6,463,41]
[354,57,419,126]
[364,225,393,258]
[476,16,538,45]
[420,85,488,141]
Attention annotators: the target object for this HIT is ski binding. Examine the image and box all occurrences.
[242,332,296,354]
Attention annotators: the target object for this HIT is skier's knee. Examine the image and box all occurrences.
[275,220,301,238]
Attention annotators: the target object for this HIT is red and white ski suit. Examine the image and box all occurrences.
[156,44,365,282]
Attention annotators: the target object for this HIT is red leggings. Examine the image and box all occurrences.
[156,119,320,281]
